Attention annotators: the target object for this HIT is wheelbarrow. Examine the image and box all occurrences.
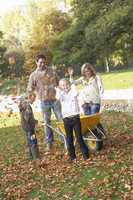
[43,113,106,151]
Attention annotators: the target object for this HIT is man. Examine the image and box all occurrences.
[27,54,62,152]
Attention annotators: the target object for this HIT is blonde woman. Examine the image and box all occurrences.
[78,63,104,115]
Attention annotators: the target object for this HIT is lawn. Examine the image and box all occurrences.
[101,68,133,90]
[0,68,133,95]
[0,78,27,95]
[0,111,133,199]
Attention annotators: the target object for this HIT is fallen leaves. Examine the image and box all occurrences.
[0,112,133,199]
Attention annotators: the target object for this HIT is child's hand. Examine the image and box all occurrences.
[82,103,87,108]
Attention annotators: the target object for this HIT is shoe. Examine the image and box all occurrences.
[83,154,89,160]
[67,157,77,164]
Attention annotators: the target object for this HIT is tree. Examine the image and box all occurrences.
[0,8,25,77]
[0,0,71,72]
[0,8,25,49]
[0,31,7,76]
[51,0,133,72]
[22,0,71,70]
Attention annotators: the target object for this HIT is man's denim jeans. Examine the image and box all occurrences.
[41,100,62,144]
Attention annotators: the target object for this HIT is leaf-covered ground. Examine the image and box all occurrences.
[0,112,133,200]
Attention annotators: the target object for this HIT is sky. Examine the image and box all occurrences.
[0,0,67,15]
[0,0,27,15]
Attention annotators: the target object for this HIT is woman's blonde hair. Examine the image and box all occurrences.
[81,63,96,77]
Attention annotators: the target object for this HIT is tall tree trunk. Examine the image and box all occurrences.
[104,57,110,72]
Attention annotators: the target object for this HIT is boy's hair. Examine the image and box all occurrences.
[35,54,46,62]
[18,92,36,112]
[59,78,70,85]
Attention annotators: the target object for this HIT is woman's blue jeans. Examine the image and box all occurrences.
[41,100,62,144]
[83,103,100,115]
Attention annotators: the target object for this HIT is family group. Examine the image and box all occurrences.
[19,54,104,163]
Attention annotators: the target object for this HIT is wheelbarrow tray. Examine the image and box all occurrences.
[56,113,101,135]
[44,113,106,151]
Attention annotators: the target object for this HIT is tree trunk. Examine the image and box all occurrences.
[104,57,110,72]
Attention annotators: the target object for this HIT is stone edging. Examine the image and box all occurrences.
[101,99,133,112]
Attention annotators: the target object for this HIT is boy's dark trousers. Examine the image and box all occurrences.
[63,115,89,160]
[25,129,39,160]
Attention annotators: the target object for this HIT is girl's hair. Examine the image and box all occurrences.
[81,63,96,77]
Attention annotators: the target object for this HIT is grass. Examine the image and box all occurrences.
[0,68,133,95]
[101,68,133,90]
[0,77,26,95]
[0,111,133,199]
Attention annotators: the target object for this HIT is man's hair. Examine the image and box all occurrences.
[25,92,36,99]
[35,54,46,62]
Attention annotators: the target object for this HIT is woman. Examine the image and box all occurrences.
[78,63,104,115]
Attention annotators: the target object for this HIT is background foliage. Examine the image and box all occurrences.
[0,0,133,77]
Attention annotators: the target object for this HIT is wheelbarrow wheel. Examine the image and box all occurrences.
[84,126,104,151]
[87,138,103,152]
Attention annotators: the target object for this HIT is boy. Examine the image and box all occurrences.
[57,79,89,162]
[18,92,39,160]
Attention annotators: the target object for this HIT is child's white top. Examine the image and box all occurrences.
[56,86,80,118]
